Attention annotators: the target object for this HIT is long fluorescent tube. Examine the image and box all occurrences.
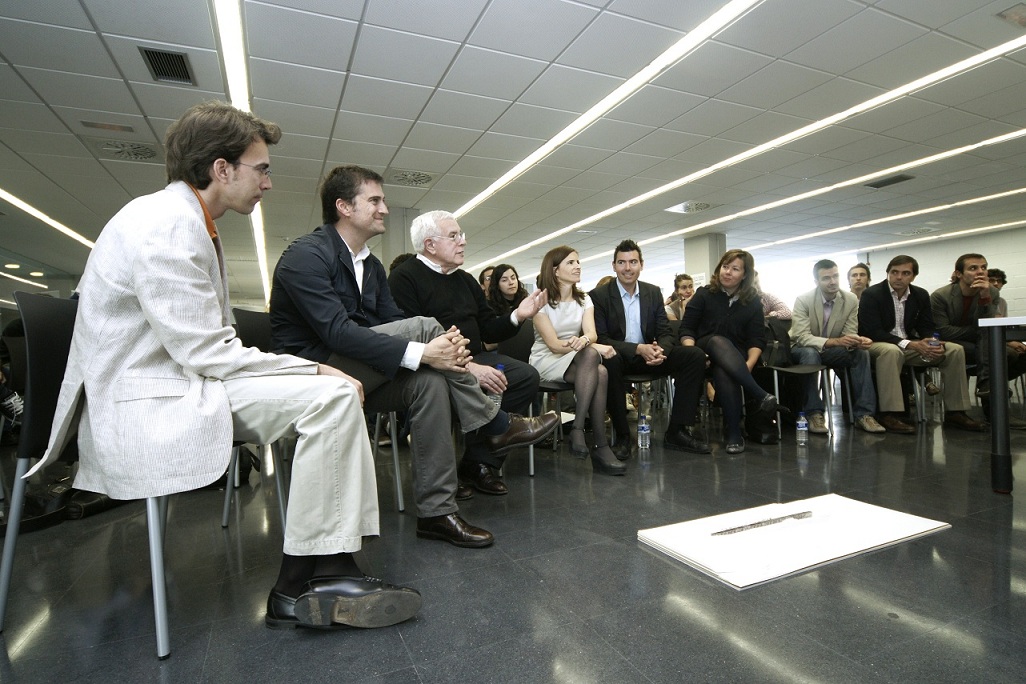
[453,0,766,219]
[213,0,274,305]
[0,269,49,289]
[466,31,1026,272]
[0,187,94,250]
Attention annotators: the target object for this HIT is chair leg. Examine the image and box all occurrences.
[527,402,535,477]
[821,369,834,435]
[146,497,171,659]
[389,412,404,512]
[773,370,782,440]
[221,446,240,528]
[0,457,31,630]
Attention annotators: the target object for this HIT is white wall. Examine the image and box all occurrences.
[757,226,1026,316]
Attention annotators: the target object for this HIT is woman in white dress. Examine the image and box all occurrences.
[530,246,624,475]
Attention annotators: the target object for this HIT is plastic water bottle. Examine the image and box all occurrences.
[637,414,651,449]
[487,364,505,408]
[929,332,941,350]
[796,411,809,446]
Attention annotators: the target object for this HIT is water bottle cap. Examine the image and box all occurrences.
[496,363,505,372]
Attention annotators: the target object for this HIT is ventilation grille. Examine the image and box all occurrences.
[865,174,914,189]
[665,201,719,214]
[998,4,1026,28]
[897,227,936,236]
[383,168,435,188]
[86,137,163,163]
[139,47,196,85]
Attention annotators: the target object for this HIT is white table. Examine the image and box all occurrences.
[979,315,1026,493]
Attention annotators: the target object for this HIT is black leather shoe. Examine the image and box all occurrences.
[757,394,778,415]
[664,426,711,454]
[266,590,349,630]
[590,445,627,475]
[292,576,422,629]
[457,461,509,495]
[416,513,494,548]
[486,412,559,455]
[455,483,474,501]
[612,443,633,461]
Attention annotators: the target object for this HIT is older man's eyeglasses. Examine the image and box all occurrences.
[431,231,466,243]
[237,161,272,177]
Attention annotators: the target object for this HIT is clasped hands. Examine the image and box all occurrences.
[827,334,872,351]
[422,325,473,372]
[636,342,666,367]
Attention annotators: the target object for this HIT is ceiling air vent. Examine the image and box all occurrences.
[383,168,435,188]
[86,137,162,162]
[665,201,718,214]
[897,227,936,236]
[865,174,914,189]
[139,47,196,85]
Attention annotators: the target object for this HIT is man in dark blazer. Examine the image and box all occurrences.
[270,165,556,548]
[590,239,708,455]
[858,254,984,433]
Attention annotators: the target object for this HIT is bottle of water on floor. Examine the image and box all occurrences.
[487,364,505,408]
[796,411,809,446]
[637,413,651,449]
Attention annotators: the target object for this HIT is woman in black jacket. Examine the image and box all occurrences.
[679,249,777,454]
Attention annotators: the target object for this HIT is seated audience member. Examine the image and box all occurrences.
[858,254,984,434]
[389,252,415,274]
[988,268,1009,317]
[486,263,528,316]
[931,254,1026,427]
[479,266,495,295]
[590,240,709,457]
[848,263,871,300]
[388,211,557,495]
[790,260,885,434]
[531,246,624,475]
[664,273,694,321]
[271,165,555,547]
[754,274,792,319]
[594,275,615,290]
[33,102,421,631]
[680,249,777,454]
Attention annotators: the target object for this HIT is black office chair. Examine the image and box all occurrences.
[0,293,79,640]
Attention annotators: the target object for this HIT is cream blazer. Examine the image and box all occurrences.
[789,289,860,352]
[30,182,317,499]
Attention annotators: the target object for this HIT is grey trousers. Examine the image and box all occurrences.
[326,317,498,517]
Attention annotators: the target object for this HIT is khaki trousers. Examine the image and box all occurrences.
[868,342,970,413]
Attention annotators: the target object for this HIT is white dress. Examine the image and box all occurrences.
[530,295,593,382]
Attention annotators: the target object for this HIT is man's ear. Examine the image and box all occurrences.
[336,197,350,219]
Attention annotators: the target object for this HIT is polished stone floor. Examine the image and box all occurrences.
[0,399,1024,683]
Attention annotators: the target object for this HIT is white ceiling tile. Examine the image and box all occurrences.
[364,0,489,41]
[340,74,433,119]
[0,20,118,77]
[470,0,599,62]
[251,99,337,138]
[775,77,885,120]
[275,132,329,160]
[654,41,774,97]
[17,67,140,112]
[1,1,91,28]
[129,82,223,119]
[559,12,683,78]
[570,118,656,152]
[844,96,946,135]
[252,0,364,20]
[607,85,706,129]
[625,129,706,158]
[589,151,662,176]
[719,60,835,110]
[719,110,814,145]
[246,2,357,72]
[520,64,623,113]
[350,25,460,87]
[250,58,346,109]
[884,108,990,144]
[0,101,66,134]
[543,144,613,169]
[718,0,863,57]
[326,140,396,168]
[491,103,577,139]
[82,0,216,48]
[466,132,544,161]
[607,0,730,33]
[404,122,481,155]
[664,98,762,137]
[332,110,413,146]
[846,32,978,90]
[420,90,511,130]
[0,64,41,103]
[875,0,996,29]
[389,147,459,175]
[786,7,925,74]
[442,46,547,100]
[447,155,517,178]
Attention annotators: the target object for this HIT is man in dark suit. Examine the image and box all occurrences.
[270,165,556,548]
[858,254,984,433]
[590,239,709,455]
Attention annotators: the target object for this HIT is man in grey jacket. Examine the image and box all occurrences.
[34,103,421,631]
[790,260,885,434]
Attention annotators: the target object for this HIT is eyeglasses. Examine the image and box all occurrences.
[236,161,272,177]
[430,232,466,243]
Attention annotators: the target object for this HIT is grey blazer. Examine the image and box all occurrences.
[29,182,317,499]
[789,289,859,352]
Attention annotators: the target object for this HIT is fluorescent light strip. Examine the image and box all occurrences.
[453,0,766,219]
[0,299,15,306]
[214,0,274,305]
[0,187,94,250]
[836,219,1026,257]
[0,269,48,289]
[466,31,1026,272]
[745,186,1026,250]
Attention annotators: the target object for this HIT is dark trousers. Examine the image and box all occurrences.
[604,345,707,436]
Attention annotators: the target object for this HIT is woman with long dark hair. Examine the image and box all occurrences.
[530,246,624,475]
[680,249,776,454]
[486,263,528,315]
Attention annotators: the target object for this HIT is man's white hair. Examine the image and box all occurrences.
[410,210,457,253]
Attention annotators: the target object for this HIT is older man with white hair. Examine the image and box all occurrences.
[389,211,548,495]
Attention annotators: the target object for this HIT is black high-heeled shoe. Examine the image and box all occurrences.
[590,445,627,475]
[568,427,590,459]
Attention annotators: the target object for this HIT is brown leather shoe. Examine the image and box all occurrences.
[457,461,509,495]
[455,483,474,501]
[877,414,916,434]
[943,411,987,432]
[416,513,494,548]
[485,412,559,455]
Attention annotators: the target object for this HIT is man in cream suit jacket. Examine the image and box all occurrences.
[32,102,420,632]
[790,260,885,434]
